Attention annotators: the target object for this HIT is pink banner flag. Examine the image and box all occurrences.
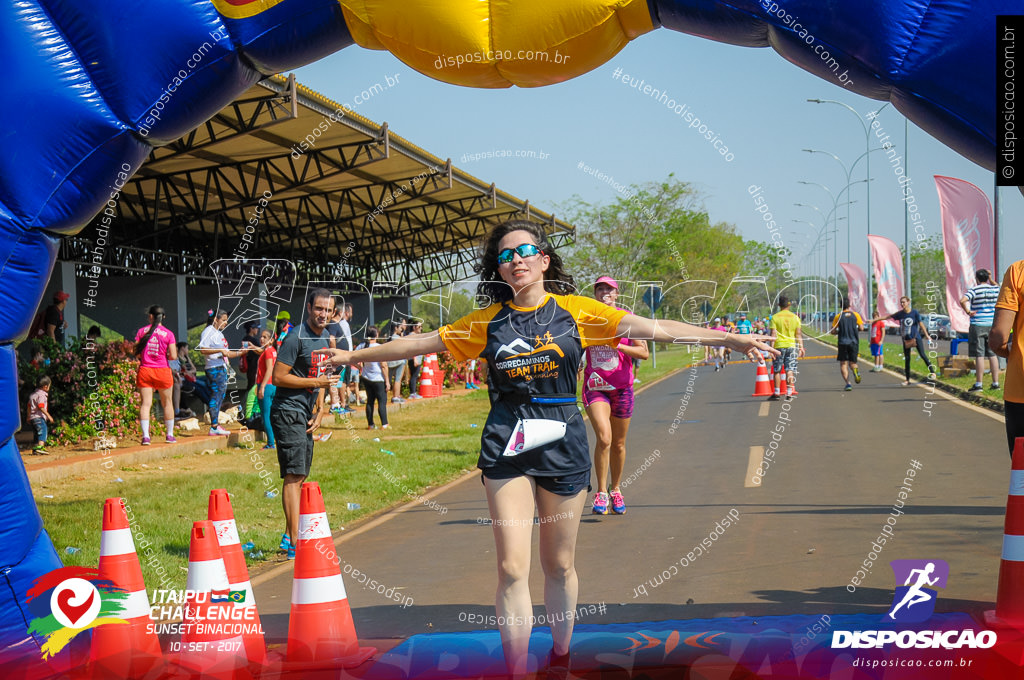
[934,175,995,334]
[868,235,905,318]
[840,263,868,320]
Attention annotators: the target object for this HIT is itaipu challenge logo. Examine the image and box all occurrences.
[25,566,128,658]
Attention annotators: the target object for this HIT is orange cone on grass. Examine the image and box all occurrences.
[181,520,247,677]
[90,498,163,678]
[287,482,375,667]
[208,489,267,665]
[751,361,773,397]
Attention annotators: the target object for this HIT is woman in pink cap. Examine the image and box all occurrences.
[582,276,648,515]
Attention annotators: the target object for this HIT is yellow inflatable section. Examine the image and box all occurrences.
[340,0,656,88]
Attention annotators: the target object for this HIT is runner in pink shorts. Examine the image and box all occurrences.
[582,276,649,515]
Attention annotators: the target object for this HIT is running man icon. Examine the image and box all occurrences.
[888,563,939,619]
[885,559,949,623]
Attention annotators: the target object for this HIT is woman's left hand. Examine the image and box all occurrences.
[723,333,779,363]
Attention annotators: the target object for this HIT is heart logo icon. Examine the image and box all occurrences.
[56,587,95,627]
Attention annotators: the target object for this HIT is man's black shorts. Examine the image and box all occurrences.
[836,343,859,363]
[1006,400,1024,458]
[270,407,313,478]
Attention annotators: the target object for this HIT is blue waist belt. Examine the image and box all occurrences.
[500,394,577,407]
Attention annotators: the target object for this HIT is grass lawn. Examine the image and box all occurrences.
[39,391,492,590]
[39,345,697,590]
[811,333,1004,403]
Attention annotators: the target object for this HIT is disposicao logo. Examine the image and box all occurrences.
[832,559,996,650]
[886,559,948,623]
[26,566,128,658]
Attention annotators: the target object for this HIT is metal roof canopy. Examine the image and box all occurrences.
[60,74,574,289]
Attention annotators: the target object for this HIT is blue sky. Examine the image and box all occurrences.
[296,28,1021,288]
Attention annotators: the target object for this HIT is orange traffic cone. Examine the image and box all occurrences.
[209,489,267,665]
[90,498,163,678]
[287,482,375,667]
[751,362,773,397]
[417,354,436,398]
[181,520,247,677]
[988,438,1024,627]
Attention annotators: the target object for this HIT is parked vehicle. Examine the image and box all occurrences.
[925,314,952,340]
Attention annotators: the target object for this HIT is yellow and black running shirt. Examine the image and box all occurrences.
[439,294,628,475]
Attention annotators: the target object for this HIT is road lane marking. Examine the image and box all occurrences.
[745,446,764,488]
[758,402,770,417]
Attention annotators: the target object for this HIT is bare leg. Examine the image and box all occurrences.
[158,387,175,437]
[990,356,1001,386]
[139,386,154,423]
[536,486,587,658]
[484,476,537,679]
[840,361,849,383]
[282,473,306,541]
[608,416,631,491]
[585,401,612,493]
[975,356,985,383]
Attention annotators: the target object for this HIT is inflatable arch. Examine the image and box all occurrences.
[0,0,1011,648]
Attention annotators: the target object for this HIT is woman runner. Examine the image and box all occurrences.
[316,220,775,678]
[582,276,648,516]
[872,296,935,385]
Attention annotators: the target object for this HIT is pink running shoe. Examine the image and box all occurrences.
[591,492,608,515]
[610,489,626,515]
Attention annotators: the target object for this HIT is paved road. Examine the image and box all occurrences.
[252,341,1009,643]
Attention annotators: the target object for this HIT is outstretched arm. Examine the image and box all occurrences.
[615,316,778,362]
[317,331,448,366]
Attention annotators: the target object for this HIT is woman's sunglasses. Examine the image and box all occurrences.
[497,243,544,264]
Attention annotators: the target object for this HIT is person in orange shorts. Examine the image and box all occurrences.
[134,305,178,445]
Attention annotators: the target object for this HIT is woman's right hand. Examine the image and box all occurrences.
[258,386,264,400]
[313,348,350,366]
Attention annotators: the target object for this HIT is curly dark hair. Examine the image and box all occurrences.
[475,220,576,304]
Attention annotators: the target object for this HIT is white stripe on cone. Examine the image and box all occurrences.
[120,589,152,619]
[292,574,348,605]
[299,512,331,540]
[186,561,230,591]
[1003,534,1024,562]
[100,528,136,556]
[212,519,240,546]
[1011,470,1024,496]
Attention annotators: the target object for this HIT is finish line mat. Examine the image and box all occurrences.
[359,612,1015,680]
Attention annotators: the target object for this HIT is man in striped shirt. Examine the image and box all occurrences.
[960,268,1001,392]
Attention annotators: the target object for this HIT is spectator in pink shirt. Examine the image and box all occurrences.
[134,305,177,445]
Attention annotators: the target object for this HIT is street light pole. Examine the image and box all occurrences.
[807,99,890,320]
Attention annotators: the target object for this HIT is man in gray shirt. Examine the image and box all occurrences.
[271,288,336,558]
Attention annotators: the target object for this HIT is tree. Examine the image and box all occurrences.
[905,236,947,314]
[558,175,749,321]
